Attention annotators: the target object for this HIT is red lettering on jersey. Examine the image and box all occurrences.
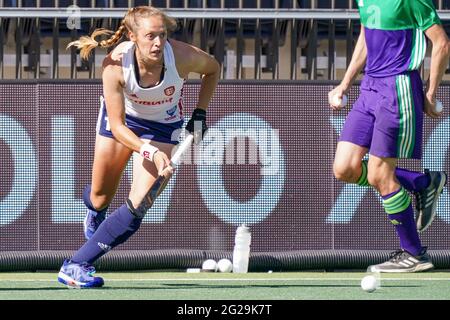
[128,97,174,106]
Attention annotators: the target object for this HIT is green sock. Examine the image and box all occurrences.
[356,160,369,187]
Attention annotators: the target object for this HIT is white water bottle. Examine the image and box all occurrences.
[232,224,251,273]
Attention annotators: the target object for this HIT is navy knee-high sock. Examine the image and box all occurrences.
[71,204,142,264]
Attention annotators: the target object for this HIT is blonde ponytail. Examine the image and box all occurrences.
[67,25,126,60]
[67,6,177,60]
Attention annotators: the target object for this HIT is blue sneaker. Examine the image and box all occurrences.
[57,259,104,288]
[83,209,106,240]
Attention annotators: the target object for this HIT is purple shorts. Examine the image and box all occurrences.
[340,71,424,159]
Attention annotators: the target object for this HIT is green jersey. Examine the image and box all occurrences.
[356,0,441,77]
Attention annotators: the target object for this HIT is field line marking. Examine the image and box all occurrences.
[2,277,450,282]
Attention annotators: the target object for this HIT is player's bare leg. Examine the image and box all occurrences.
[334,142,446,231]
[59,140,176,288]
[90,134,134,207]
[128,140,175,208]
[333,141,368,185]
[83,134,133,240]
[367,155,433,273]
[366,156,399,195]
[67,140,175,271]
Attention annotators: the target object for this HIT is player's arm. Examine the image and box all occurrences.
[102,56,169,171]
[424,24,450,118]
[329,25,367,110]
[340,26,367,91]
[102,58,143,152]
[172,39,220,141]
[172,39,220,111]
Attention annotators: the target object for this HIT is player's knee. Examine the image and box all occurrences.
[333,162,358,183]
[367,172,382,190]
[90,192,112,211]
[367,172,397,194]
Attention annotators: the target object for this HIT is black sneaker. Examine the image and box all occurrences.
[368,248,434,273]
[414,170,447,233]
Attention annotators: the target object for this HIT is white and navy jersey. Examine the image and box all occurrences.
[121,41,185,123]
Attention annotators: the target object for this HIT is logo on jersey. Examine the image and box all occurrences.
[166,105,177,116]
[165,105,178,121]
[358,0,364,6]
[164,86,175,96]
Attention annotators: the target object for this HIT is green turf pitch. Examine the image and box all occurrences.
[1,271,450,300]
